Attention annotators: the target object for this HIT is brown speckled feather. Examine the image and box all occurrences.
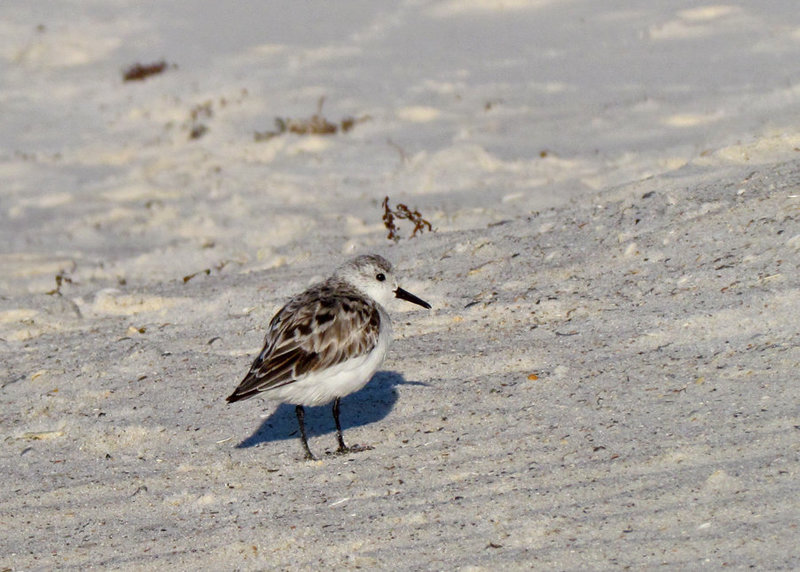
[226,278,381,402]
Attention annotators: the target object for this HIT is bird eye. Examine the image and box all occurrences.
[376,273,386,282]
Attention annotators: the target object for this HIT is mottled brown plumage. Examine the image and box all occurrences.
[227,279,381,402]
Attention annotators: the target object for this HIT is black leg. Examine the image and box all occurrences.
[332,397,373,455]
[295,405,315,460]
[333,397,347,452]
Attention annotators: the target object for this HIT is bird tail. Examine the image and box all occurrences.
[225,373,262,403]
[226,386,258,403]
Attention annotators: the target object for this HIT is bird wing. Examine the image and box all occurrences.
[226,285,381,402]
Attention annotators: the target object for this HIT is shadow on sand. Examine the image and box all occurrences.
[234,371,426,449]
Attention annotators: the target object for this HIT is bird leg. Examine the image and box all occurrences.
[332,397,373,455]
[295,405,315,460]
[333,397,348,452]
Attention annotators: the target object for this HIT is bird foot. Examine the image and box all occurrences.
[333,443,374,456]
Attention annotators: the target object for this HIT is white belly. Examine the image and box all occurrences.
[266,312,391,406]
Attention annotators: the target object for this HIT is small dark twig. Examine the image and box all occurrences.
[46,269,73,296]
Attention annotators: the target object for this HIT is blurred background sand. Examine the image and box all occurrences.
[2,2,799,568]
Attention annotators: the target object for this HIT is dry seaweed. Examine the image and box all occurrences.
[254,97,369,141]
[123,61,172,82]
[45,271,71,296]
[382,196,433,242]
[45,266,76,296]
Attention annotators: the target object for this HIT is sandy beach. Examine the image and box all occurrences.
[2,2,800,569]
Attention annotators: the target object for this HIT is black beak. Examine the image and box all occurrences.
[395,287,431,309]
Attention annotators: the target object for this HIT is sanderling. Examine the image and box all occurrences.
[226,254,431,460]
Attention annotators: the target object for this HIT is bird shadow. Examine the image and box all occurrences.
[234,371,425,448]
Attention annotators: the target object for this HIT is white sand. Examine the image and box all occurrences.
[2,2,800,569]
